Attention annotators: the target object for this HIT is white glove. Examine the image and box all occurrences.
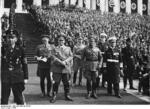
[36,56,42,61]
[24,79,28,84]
[36,56,47,62]
[41,57,47,62]
[62,61,67,65]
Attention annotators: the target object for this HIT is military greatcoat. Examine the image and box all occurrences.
[104,47,123,83]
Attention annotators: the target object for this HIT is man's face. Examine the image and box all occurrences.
[109,41,116,48]
[8,36,17,45]
[42,38,49,44]
[126,41,132,47]
[100,36,106,43]
[58,39,65,46]
[78,38,83,43]
[89,38,95,47]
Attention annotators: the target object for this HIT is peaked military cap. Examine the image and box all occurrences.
[100,33,107,38]
[42,34,50,41]
[58,36,65,41]
[108,36,117,42]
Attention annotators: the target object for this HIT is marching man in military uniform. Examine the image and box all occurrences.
[1,33,28,104]
[35,35,54,97]
[73,36,86,86]
[50,36,73,103]
[103,36,123,98]
[82,35,103,99]
[97,33,108,88]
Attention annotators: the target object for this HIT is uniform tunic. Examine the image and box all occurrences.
[138,53,150,94]
[1,45,28,84]
[97,42,108,74]
[98,42,108,56]
[1,45,28,104]
[122,46,137,73]
[122,46,137,88]
[82,46,102,80]
[139,54,150,72]
[36,44,54,76]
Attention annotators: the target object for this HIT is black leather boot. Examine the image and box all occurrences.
[50,92,57,103]
[47,92,52,97]
[86,91,91,99]
[41,92,46,97]
[65,93,73,101]
[115,94,122,98]
[96,77,100,88]
[114,91,122,98]
[130,87,137,90]
[91,90,98,99]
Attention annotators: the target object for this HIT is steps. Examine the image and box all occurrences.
[14,13,41,64]
[25,40,41,64]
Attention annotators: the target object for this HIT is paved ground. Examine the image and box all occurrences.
[0,64,150,105]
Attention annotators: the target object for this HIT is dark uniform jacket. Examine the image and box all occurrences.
[1,45,28,84]
[104,47,123,83]
[98,42,108,68]
[122,46,137,68]
[98,42,108,55]
[139,54,150,73]
[36,44,54,69]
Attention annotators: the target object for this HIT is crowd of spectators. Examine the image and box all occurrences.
[29,5,150,51]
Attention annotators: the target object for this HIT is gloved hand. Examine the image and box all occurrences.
[24,79,28,84]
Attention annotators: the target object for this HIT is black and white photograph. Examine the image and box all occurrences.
[0,0,150,108]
